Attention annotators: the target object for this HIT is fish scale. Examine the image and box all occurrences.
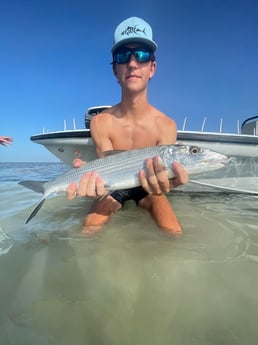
[52,146,166,187]
[19,144,228,223]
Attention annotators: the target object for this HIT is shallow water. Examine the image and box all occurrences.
[1,162,258,345]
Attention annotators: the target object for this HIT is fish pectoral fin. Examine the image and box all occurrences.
[19,180,47,194]
[25,198,46,224]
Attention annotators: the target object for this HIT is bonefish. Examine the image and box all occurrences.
[19,145,228,223]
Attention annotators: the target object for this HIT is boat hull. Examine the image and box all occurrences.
[31,129,258,162]
[31,130,96,164]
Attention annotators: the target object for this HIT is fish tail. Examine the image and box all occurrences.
[25,198,46,224]
[19,180,48,223]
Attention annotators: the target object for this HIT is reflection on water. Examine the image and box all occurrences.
[1,163,258,344]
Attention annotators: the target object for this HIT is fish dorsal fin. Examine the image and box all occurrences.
[19,180,46,194]
[103,150,126,157]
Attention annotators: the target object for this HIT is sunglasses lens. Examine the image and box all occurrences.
[114,51,131,64]
[134,51,151,63]
[113,49,152,64]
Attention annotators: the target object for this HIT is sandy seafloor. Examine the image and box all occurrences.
[1,162,258,345]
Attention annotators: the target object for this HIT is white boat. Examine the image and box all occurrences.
[31,106,258,194]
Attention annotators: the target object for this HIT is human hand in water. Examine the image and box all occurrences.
[66,159,107,200]
[138,156,189,195]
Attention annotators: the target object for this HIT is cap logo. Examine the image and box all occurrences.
[121,25,146,37]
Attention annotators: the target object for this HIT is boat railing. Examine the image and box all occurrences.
[39,108,258,137]
[181,116,257,136]
[42,118,78,134]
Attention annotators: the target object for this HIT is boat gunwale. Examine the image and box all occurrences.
[30,129,258,146]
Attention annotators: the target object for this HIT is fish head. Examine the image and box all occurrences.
[161,145,228,175]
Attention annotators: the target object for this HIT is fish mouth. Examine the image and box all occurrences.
[218,157,229,166]
[202,155,229,167]
[221,155,230,165]
[214,154,229,166]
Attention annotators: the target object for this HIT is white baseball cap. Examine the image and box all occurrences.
[111,17,158,53]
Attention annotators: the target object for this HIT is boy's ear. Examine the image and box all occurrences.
[149,61,157,79]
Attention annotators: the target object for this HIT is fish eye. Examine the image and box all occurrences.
[189,146,200,155]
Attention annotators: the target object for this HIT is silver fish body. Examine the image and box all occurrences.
[19,145,228,223]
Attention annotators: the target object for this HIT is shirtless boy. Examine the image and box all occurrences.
[66,17,188,234]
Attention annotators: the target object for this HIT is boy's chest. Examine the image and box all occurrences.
[110,122,159,149]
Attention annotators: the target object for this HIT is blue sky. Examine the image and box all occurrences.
[1,0,258,162]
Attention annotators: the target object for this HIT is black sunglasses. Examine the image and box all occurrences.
[113,47,153,64]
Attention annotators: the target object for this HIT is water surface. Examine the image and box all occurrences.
[0,162,258,345]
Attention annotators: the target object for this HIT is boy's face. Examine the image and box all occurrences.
[112,44,156,89]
